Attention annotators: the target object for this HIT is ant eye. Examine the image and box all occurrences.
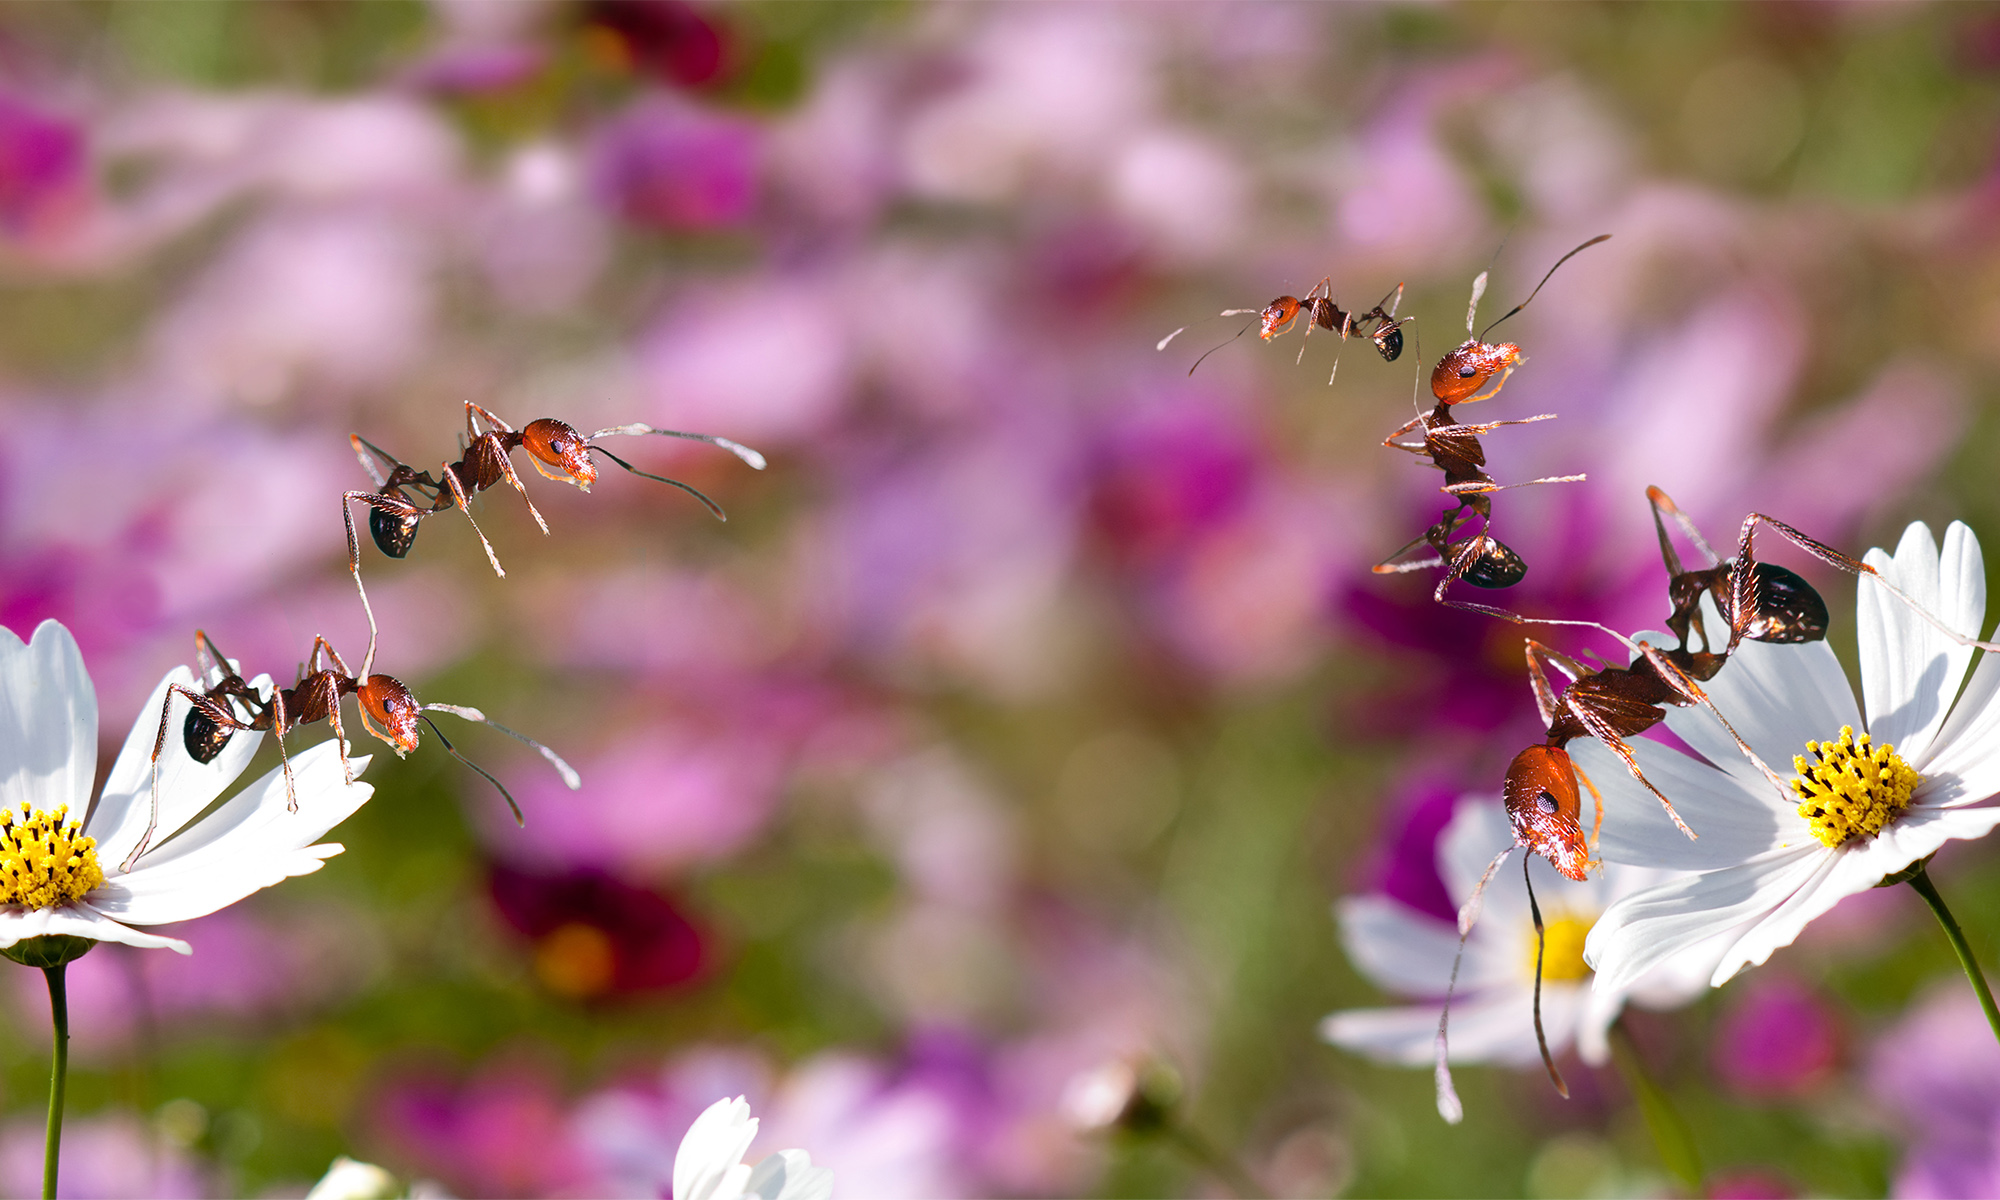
[1458,366,1477,379]
[1537,791,1559,814]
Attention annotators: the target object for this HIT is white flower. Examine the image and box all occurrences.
[0,620,374,955]
[1583,521,2000,993]
[674,1096,832,1200]
[305,1156,399,1200]
[1321,797,1722,1072]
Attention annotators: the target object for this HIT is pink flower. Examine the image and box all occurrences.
[592,99,760,232]
[1711,976,1842,1098]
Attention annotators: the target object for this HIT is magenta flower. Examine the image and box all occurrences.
[487,863,706,999]
[1710,976,1841,1099]
[592,99,760,232]
[1870,983,2000,1198]
[0,90,87,239]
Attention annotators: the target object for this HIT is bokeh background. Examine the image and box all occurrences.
[2,2,2000,1196]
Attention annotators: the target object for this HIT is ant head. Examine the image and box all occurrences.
[356,674,423,756]
[1503,745,1588,881]
[1454,536,1528,589]
[1258,297,1302,341]
[181,705,234,764]
[368,506,421,559]
[521,418,598,488]
[1374,325,1404,362]
[1430,341,1521,405]
[1720,562,1830,645]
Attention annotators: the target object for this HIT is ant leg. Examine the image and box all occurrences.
[307,636,353,680]
[341,492,423,677]
[1563,695,1697,840]
[440,463,508,577]
[1646,486,1718,573]
[1443,413,1560,436]
[1372,529,1444,576]
[129,685,243,870]
[349,434,410,489]
[1441,473,1587,498]
[270,689,300,810]
[315,676,355,792]
[1380,413,1428,454]
[1524,639,1595,729]
[1628,640,1792,799]
[1458,363,1519,406]
[465,401,518,436]
[489,441,551,536]
[1574,760,1605,861]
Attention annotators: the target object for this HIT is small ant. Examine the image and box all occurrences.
[1371,235,1611,601]
[136,630,579,870]
[1160,282,1410,382]
[343,401,766,670]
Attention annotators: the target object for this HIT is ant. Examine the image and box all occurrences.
[1371,235,1611,602]
[1433,486,1844,1115]
[343,401,766,669]
[136,630,579,870]
[1160,282,1410,382]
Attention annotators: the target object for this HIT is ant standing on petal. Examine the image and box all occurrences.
[136,630,580,870]
[343,401,766,674]
[1372,235,1610,606]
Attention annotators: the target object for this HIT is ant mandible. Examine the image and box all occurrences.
[136,630,579,869]
[1370,235,1610,601]
[1160,282,1410,383]
[343,401,766,670]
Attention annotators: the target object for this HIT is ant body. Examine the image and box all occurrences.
[343,401,765,669]
[1372,235,1610,601]
[1161,282,1410,381]
[138,630,578,869]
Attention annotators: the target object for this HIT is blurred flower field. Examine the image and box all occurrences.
[3,2,2000,1196]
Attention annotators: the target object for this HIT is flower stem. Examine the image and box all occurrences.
[1606,1019,1702,1194]
[42,964,69,1200]
[1160,1120,1271,1200]
[1907,863,2000,1048]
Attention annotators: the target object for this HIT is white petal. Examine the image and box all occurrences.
[124,741,370,872]
[0,902,189,953]
[744,1150,833,1200]
[1573,977,1629,1068]
[1659,637,1859,794]
[0,621,97,819]
[1436,799,1517,907]
[1915,644,2000,805]
[1708,847,1870,985]
[1576,738,1788,871]
[1336,896,1466,997]
[95,743,372,925]
[91,668,265,869]
[675,1098,760,1200]
[1584,848,1824,994]
[1859,523,1984,763]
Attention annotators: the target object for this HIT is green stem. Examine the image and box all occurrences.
[1160,1120,1271,1200]
[1908,863,2000,1048]
[42,964,68,1200]
[1607,1020,1702,1195]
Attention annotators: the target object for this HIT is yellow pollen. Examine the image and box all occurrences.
[1792,725,1922,849]
[0,803,104,909]
[1529,915,1593,983]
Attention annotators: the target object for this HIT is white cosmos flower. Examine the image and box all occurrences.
[674,1096,832,1200]
[1321,797,1723,1072]
[0,619,373,955]
[1583,521,2000,993]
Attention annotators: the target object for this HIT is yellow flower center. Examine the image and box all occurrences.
[1529,915,1593,983]
[0,804,104,909]
[1792,725,1922,848]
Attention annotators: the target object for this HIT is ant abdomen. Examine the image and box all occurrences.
[1375,326,1403,362]
[369,506,422,559]
[1724,562,1830,644]
[1455,536,1528,589]
[183,705,234,764]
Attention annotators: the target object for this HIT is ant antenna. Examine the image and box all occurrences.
[1524,854,1569,1099]
[419,715,525,825]
[587,447,729,520]
[589,425,769,472]
[1183,319,1258,377]
[421,702,582,788]
[1433,844,1514,1125]
[1478,234,1611,343]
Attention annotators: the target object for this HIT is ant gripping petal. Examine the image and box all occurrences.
[1503,745,1589,881]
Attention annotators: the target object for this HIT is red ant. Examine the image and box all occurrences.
[136,630,578,869]
[1371,235,1610,602]
[1160,282,1410,382]
[343,401,765,670]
